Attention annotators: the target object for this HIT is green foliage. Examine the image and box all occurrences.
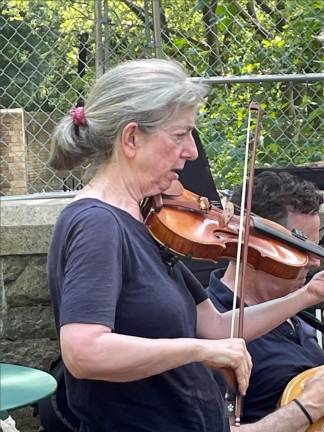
[1,0,323,188]
[1,0,95,112]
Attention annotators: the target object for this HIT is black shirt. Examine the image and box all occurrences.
[48,199,229,432]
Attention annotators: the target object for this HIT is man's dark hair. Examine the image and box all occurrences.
[231,171,323,226]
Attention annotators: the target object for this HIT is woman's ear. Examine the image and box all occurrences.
[120,122,140,158]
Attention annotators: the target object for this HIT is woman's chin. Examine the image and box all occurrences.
[148,175,180,196]
[159,178,174,191]
[144,183,170,197]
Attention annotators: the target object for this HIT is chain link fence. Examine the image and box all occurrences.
[1,0,323,195]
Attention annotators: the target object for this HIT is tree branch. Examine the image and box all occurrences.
[202,0,224,75]
[254,0,274,17]
[247,0,257,19]
[120,0,207,51]
[275,0,287,32]
[231,0,272,39]
[254,0,287,32]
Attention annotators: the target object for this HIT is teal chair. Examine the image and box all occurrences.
[0,364,57,427]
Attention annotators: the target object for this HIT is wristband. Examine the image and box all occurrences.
[292,398,313,425]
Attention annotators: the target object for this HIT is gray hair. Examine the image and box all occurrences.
[49,58,208,170]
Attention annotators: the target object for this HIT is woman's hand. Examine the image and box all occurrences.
[199,337,252,395]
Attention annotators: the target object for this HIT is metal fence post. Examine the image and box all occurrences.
[152,0,164,59]
[95,0,104,78]
[144,0,153,57]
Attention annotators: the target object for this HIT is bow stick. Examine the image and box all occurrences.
[229,101,262,427]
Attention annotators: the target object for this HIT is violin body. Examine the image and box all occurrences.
[143,184,309,279]
[280,366,324,432]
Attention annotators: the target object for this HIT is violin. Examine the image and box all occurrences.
[142,180,324,280]
[280,366,324,432]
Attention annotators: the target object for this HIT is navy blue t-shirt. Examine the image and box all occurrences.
[48,199,229,432]
[207,269,324,423]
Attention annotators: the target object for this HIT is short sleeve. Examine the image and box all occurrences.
[60,206,123,329]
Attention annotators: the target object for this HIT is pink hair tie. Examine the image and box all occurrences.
[70,106,86,126]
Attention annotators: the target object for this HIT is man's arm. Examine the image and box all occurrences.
[196,270,324,341]
[231,368,324,432]
[232,403,310,432]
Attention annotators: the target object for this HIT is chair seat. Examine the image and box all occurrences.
[0,363,57,414]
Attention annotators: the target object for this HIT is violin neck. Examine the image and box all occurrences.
[253,218,324,258]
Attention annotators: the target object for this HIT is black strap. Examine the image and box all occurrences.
[292,398,313,425]
[177,260,208,305]
[179,129,220,202]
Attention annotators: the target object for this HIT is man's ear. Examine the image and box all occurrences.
[120,122,140,158]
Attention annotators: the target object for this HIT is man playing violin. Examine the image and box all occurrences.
[207,170,324,432]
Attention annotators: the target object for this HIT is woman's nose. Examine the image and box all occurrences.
[183,132,198,160]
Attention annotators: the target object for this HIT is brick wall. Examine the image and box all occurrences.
[0,108,84,195]
[0,108,27,195]
[0,197,70,431]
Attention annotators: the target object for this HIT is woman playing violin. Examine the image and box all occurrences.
[48,58,324,432]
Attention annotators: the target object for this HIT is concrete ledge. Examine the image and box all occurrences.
[1,196,73,225]
[0,195,323,254]
[1,196,72,255]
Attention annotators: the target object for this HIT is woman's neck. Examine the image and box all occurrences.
[74,163,143,221]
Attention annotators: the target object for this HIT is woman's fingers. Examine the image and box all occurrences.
[201,338,252,395]
[234,348,252,395]
[218,367,237,391]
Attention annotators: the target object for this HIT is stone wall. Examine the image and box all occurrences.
[1,195,323,431]
[0,196,72,432]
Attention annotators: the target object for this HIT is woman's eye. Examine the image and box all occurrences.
[176,133,186,139]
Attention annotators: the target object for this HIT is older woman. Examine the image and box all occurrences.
[48,59,324,432]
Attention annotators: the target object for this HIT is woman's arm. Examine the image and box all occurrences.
[60,323,252,394]
[197,270,324,341]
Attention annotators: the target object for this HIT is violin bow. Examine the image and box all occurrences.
[230,101,262,427]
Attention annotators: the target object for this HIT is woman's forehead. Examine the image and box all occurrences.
[162,107,196,129]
